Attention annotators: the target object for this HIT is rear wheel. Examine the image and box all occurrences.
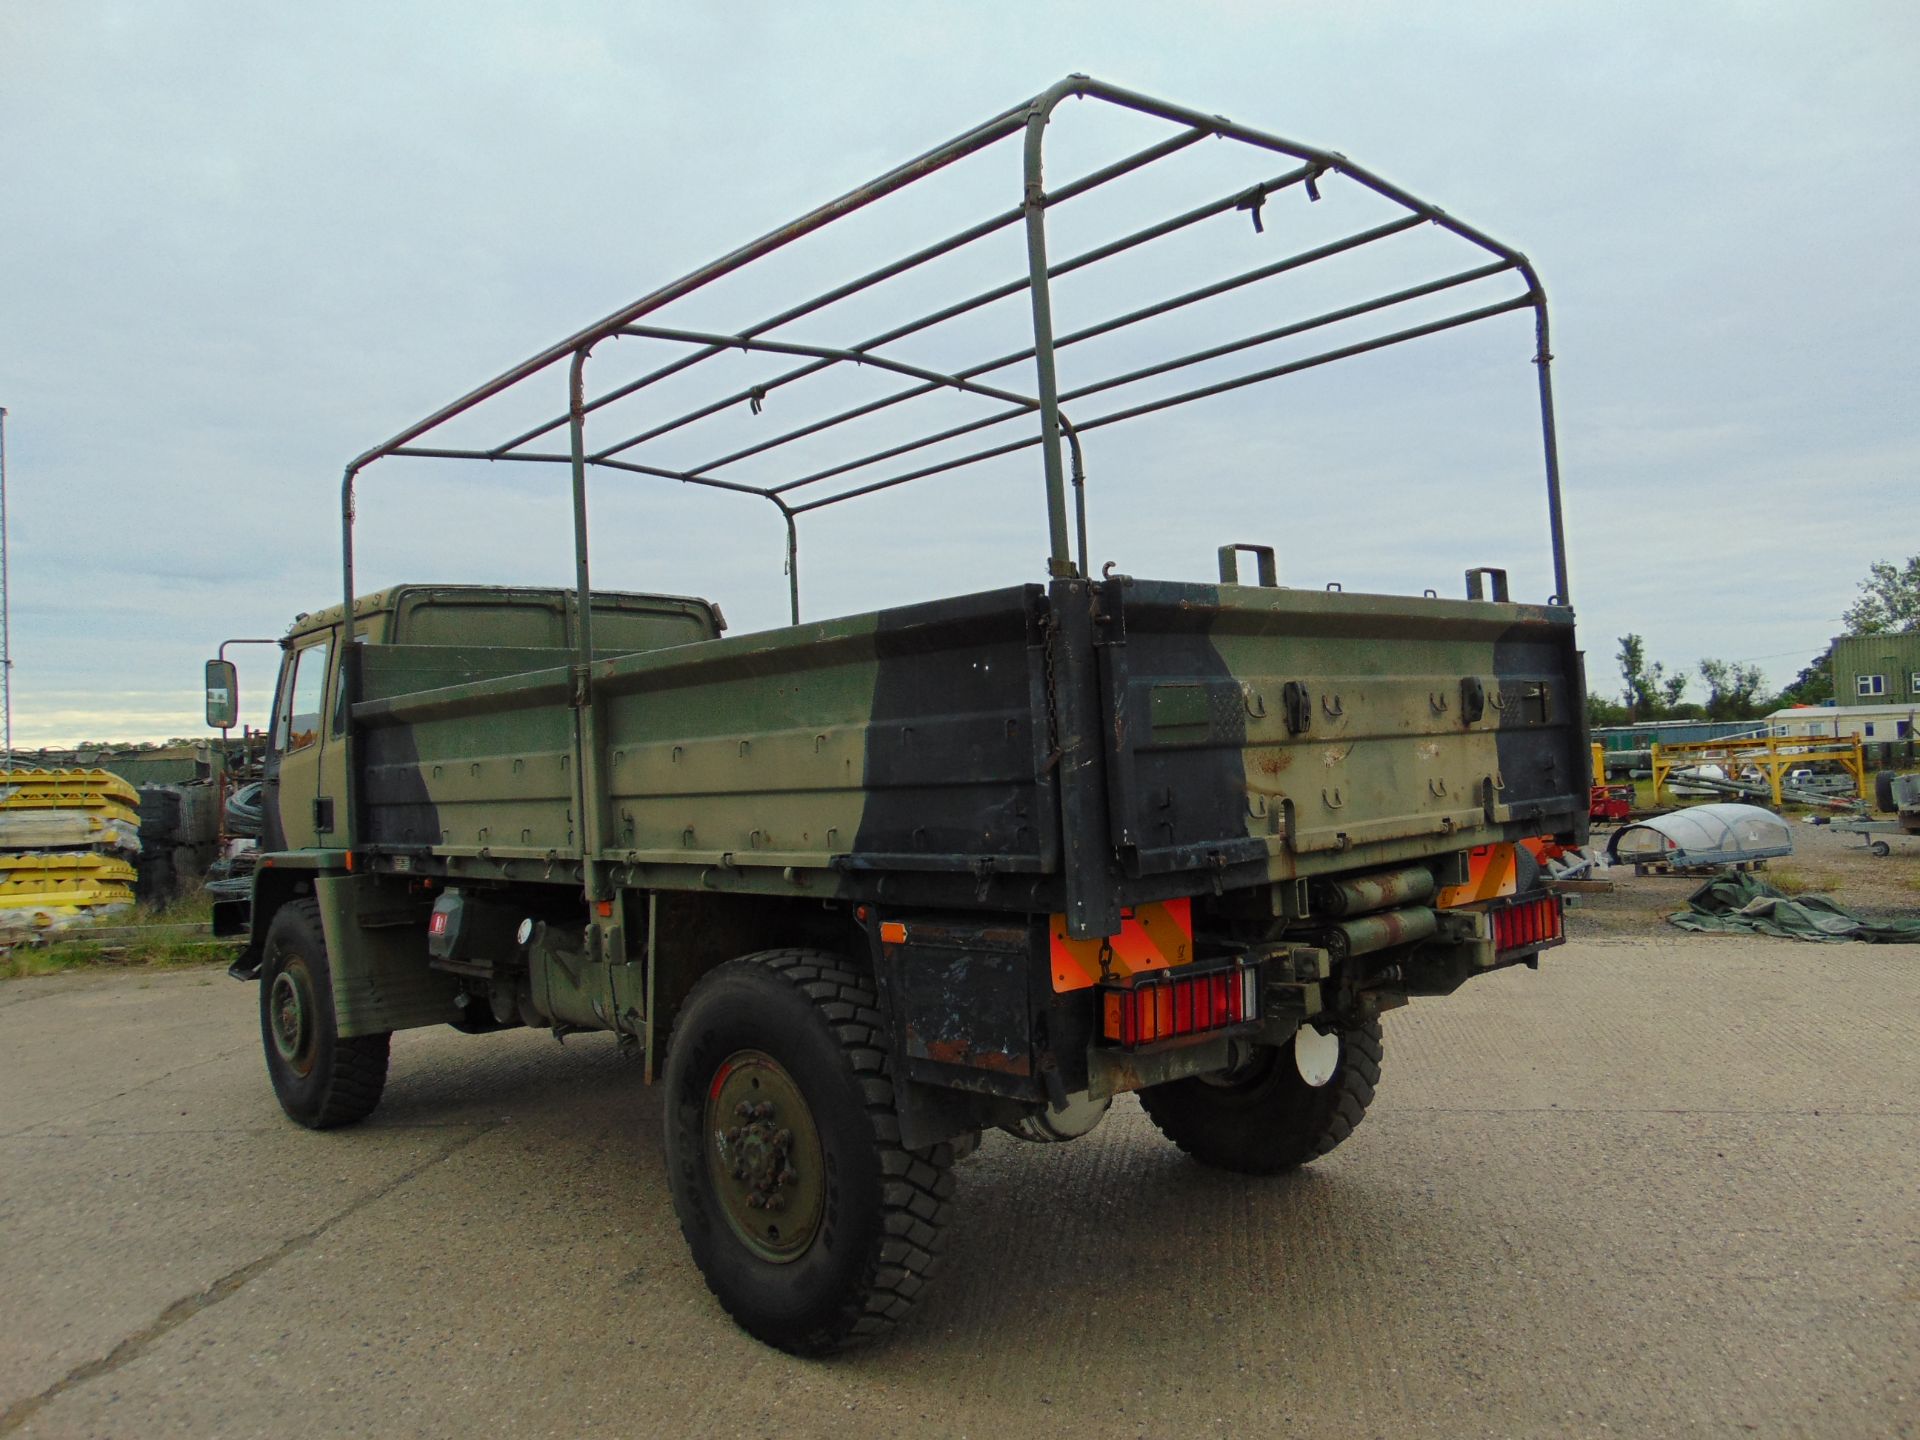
[664,949,954,1355]
[1139,1019,1383,1175]
[259,899,390,1129]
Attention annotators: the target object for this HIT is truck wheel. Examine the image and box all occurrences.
[259,898,391,1129]
[664,949,955,1355]
[1139,1019,1383,1176]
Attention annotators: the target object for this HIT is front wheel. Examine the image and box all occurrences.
[259,898,391,1129]
[664,949,954,1355]
[1139,1019,1383,1175]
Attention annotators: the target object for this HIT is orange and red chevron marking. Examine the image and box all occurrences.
[1436,843,1520,907]
[1049,897,1193,993]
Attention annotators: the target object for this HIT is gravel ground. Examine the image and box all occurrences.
[0,876,1914,1439]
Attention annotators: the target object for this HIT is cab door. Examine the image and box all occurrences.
[263,630,334,851]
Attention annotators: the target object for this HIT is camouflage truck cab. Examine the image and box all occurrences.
[220,78,1587,1355]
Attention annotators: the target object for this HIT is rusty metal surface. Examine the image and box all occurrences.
[1310,863,1439,916]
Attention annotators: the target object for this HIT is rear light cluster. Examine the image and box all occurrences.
[1100,965,1259,1049]
[1492,894,1564,952]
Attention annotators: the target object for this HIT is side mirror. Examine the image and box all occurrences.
[205,659,239,729]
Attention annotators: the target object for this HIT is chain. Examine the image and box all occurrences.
[1040,609,1062,773]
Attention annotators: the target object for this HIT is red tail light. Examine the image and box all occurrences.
[1099,965,1259,1049]
[1491,894,1564,953]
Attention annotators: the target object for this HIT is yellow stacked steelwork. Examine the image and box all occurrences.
[0,768,141,929]
[1649,735,1867,807]
[0,854,139,908]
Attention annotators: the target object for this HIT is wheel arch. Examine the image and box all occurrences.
[647,892,862,1057]
[229,864,315,979]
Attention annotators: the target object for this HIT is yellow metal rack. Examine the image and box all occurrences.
[1649,735,1866,807]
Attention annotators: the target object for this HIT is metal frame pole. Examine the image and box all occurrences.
[776,501,802,625]
[568,346,599,673]
[567,347,610,903]
[1532,303,1572,606]
[1020,99,1077,579]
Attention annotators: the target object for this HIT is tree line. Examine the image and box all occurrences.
[1588,554,1919,726]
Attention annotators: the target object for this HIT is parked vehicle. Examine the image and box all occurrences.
[1590,784,1634,824]
[1834,772,1920,855]
[211,78,1587,1354]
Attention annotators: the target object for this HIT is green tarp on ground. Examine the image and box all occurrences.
[1670,871,1920,943]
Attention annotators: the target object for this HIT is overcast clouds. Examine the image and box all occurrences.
[2,2,1916,743]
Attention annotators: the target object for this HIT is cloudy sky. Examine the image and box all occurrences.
[3,2,1916,744]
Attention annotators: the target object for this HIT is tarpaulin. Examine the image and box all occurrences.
[1669,872,1920,944]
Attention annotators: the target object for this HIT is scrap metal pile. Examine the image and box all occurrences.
[133,780,221,900]
[0,768,141,934]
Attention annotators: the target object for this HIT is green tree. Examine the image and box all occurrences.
[1618,634,1652,718]
[1587,693,1630,727]
[1698,658,1767,720]
[1777,642,1834,706]
[1618,633,1686,720]
[1841,555,1920,634]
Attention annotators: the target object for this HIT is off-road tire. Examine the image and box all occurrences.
[664,949,955,1356]
[259,898,391,1129]
[1139,1019,1383,1176]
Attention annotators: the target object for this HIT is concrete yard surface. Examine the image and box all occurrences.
[0,935,1914,1439]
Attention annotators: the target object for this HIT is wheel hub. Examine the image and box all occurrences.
[1293,1024,1341,1087]
[268,964,317,1076]
[705,1051,825,1263]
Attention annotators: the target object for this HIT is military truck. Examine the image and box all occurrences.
[211,77,1587,1354]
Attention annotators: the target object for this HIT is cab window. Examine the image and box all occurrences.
[276,640,331,754]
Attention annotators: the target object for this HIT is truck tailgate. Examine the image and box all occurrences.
[1099,580,1587,882]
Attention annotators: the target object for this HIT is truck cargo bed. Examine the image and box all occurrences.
[349,578,1586,922]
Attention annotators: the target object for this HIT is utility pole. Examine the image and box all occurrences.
[0,405,11,773]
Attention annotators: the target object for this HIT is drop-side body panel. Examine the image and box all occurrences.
[347,585,1057,897]
[335,578,1586,908]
